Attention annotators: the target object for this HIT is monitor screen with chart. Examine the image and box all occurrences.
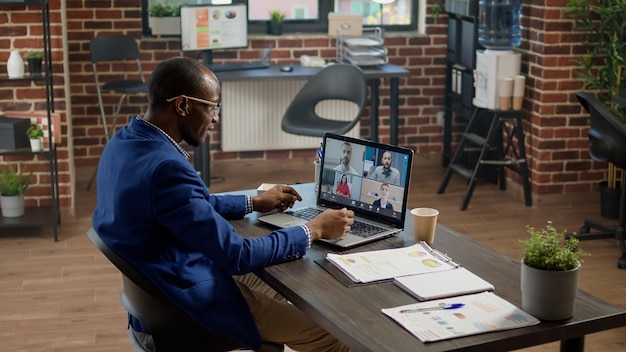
[180,4,248,66]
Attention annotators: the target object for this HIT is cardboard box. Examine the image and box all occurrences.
[328,13,362,37]
[0,117,30,150]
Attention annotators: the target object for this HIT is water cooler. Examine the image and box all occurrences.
[472,0,522,110]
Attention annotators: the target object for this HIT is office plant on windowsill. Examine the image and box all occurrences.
[148,1,182,36]
[267,9,285,36]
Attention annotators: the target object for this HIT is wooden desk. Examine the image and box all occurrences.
[228,184,626,352]
[215,63,410,146]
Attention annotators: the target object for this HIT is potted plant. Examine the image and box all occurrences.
[267,9,286,36]
[26,124,44,152]
[0,161,33,218]
[519,221,590,320]
[148,1,182,36]
[565,0,626,218]
[24,50,43,78]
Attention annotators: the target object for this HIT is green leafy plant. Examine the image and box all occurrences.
[520,221,590,271]
[565,0,626,192]
[26,124,44,139]
[430,0,446,19]
[0,161,33,197]
[24,50,43,60]
[269,9,286,25]
[148,1,182,17]
[565,0,626,122]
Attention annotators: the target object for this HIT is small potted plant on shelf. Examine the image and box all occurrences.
[148,1,182,36]
[268,9,286,36]
[24,50,43,78]
[0,161,33,218]
[26,124,44,152]
[519,221,590,320]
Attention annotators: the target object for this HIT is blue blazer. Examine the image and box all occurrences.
[92,117,308,350]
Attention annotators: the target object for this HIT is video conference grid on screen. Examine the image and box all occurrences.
[319,138,410,220]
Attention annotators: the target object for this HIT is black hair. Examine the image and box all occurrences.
[148,56,207,112]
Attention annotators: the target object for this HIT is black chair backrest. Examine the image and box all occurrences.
[86,228,243,352]
[281,63,367,137]
[90,35,142,63]
[577,92,626,169]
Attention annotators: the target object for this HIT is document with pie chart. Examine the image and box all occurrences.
[326,242,462,283]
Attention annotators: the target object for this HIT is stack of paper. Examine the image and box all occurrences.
[326,242,459,283]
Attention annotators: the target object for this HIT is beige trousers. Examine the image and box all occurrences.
[234,273,350,352]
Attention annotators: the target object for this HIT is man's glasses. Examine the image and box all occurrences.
[166,95,221,116]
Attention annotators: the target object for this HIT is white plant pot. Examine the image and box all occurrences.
[30,138,43,152]
[149,17,181,36]
[520,259,580,321]
[1,194,25,218]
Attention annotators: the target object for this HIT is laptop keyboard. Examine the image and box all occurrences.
[288,208,387,238]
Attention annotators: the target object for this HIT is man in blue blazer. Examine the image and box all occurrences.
[92,57,353,352]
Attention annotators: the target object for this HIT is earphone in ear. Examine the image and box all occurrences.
[180,103,189,115]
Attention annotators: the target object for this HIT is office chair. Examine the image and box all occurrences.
[281,63,367,137]
[86,228,284,352]
[575,92,626,269]
[87,35,148,191]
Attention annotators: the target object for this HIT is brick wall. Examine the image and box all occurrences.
[517,0,605,196]
[1,0,607,209]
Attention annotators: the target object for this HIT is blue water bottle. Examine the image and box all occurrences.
[478,0,522,50]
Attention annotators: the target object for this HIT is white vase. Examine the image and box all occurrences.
[30,138,43,152]
[1,194,25,218]
[7,50,25,79]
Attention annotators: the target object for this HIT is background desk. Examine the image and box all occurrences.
[194,64,410,186]
[216,63,410,145]
[228,184,626,351]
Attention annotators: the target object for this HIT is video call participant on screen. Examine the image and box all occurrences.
[370,150,401,185]
[92,57,352,352]
[335,174,351,198]
[372,183,393,210]
[333,142,359,175]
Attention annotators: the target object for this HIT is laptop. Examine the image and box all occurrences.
[259,133,414,248]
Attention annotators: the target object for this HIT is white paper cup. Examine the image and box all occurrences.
[498,77,514,110]
[513,75,526,110]
[411,208,439,245]
[513,75,526,97]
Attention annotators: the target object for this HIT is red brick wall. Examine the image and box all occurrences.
[517,0,605,196]
[1,0,607,209]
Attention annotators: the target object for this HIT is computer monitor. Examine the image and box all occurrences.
[180,4,248,67]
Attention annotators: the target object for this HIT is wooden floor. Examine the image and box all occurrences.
[1,154,625,351]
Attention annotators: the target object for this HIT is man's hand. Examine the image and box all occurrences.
[307,208,354,241]
[252,185,302,213]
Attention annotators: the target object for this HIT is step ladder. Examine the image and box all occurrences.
[438,107,532,210]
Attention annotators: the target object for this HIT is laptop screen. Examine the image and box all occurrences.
[318,133,414,229]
